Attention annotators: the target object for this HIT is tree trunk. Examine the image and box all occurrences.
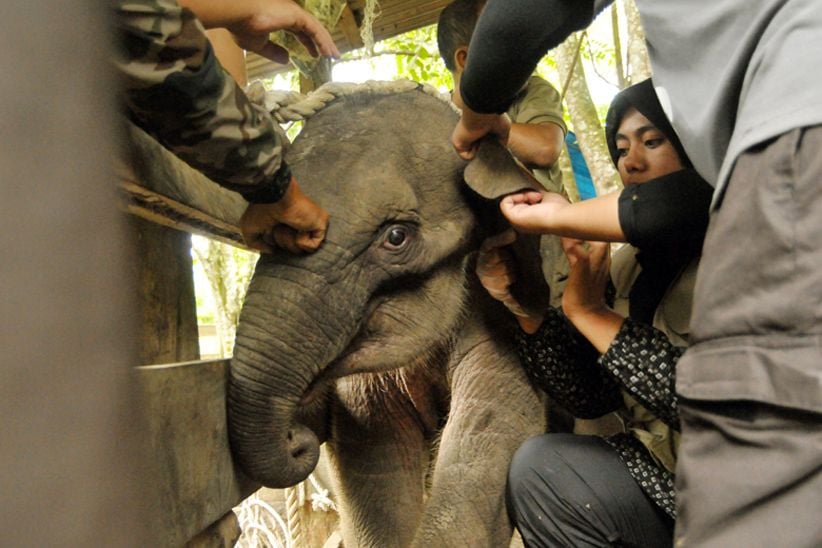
[622,0,652,84]
[193,238,255,357]
[556,33,621,195]
[611,4,627,89]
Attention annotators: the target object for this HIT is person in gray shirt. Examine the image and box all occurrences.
[450,1,822,546]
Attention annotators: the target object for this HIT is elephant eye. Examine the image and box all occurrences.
[382,225,410,251]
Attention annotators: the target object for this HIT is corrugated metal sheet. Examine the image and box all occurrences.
[246,0,450,80]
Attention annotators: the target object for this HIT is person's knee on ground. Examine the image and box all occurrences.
[507,434,673,548]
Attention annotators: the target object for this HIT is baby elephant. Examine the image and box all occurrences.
[229,81,556,547]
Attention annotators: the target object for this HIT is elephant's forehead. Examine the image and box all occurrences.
[286,93,464,223]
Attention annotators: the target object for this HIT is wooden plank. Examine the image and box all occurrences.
[138,359,259,546]
[337,3,364,48]
[118,122,250,249]
[120,179,247,248]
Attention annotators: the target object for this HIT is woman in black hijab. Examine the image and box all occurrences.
[475,79,713,547]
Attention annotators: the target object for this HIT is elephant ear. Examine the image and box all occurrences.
[464,139,553,316]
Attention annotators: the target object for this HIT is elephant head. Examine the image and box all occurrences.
[228,83,548,488]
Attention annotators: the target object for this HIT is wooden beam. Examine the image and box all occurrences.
[337,3,364,49]
[120,179,247,249]
[118,122,251,249]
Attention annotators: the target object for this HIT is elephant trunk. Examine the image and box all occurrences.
[228,268,363,487]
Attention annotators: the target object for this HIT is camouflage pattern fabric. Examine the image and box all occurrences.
[114,0,291,203]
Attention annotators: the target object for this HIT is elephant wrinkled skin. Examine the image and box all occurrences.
[229,84,555,547]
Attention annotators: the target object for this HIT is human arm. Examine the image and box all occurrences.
[508,122,565,169]
[178,0,339,63]
[450,85,511,160]
[451,0,599,156]
[240,178,328,253]
[500,190,624,241]
[475,230,545,333]
[516,308,624,418]
[500,169,715,243]
[476,232,623,418]
[115,0,328,252]
[506,76,567,170]
[562,238,681,428]
[599,318,683,429]
[561,239,624,352]
[461,0,597,114]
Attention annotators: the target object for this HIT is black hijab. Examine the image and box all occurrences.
[605,78,692,169]
[604,79,707,325]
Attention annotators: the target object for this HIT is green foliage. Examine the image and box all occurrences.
[381,25,451,88]
[192,236,256,357]
[336,24,452,89]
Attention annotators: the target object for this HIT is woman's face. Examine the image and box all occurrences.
[615,107,684,185]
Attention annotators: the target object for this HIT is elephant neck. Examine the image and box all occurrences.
[449,279,519,371]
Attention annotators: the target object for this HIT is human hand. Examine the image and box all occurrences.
[561,238,611,322]
[185,0,340,63]
[476,230,545,332]
[500,190,570,234]
[240,177,329,254]
[451,87,511,160]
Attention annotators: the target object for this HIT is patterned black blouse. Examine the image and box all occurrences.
[515,308,684,519]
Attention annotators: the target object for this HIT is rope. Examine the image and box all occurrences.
[285,483,304,547]
[246,79,456,124]
[360,0,381,54]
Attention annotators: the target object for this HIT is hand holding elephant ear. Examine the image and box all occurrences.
[463,139,554,317]
[477,229,548,333]
[476,229,527,316]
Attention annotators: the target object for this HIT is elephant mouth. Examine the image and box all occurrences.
[297,298,393,406]
[298,333,389,407]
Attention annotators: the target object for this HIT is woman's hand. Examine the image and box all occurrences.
[561,239,610,318]
[476,230,545,333]
[561,238,624,353]
[499,190,570,234]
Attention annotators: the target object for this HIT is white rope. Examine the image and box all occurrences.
[246,79,457,124]
[360,0,381,54]
[285,483,304,547]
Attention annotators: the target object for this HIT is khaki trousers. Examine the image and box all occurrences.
[675,126,822,547]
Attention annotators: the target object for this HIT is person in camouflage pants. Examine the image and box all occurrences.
[114,0,339,253]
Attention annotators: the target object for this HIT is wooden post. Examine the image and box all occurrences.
[130,217,200,365]
[300,56,333,94]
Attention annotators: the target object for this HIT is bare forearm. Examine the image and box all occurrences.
[547,193,624,241]
[507,123,563,169]
[565,306,624,354]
